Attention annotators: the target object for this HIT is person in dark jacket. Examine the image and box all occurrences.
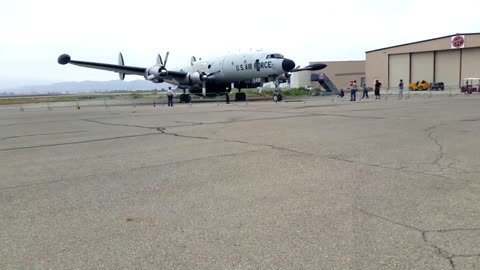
[398,79,404,99]
[374,80,382,99]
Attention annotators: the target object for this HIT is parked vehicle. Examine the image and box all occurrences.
[409,80,430,91]
[461,78,480,94]
[430,82,445,91]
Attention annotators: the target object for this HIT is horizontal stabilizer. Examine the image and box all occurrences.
[292,63,327,72]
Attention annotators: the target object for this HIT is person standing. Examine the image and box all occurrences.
[166,88,174,107]
[350,80,358,101]
[374,80,382,99]
[361,84,369,99]
[398,79,404,99]
[225,89,230,104]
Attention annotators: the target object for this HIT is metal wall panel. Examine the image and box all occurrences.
[435,50,460,88]
[411,52,434,83]
[461,48,480,79]
[388,54,409,88]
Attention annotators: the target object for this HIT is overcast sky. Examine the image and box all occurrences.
[1,0,479,88]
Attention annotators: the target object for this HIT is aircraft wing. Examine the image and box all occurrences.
[58,54,146,75]
[57,54,188,80]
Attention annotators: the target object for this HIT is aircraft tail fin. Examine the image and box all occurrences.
[118,52,125,80]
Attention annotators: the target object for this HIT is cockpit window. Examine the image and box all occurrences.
[266,54,284,59]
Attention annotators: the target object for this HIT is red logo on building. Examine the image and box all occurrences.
[451,35,465,49]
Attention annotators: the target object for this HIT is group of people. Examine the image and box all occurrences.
[167,78,404,105]
[338,80,383,101]
[338,79,407,101]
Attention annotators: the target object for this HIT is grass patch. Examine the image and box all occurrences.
[0,88,313,105]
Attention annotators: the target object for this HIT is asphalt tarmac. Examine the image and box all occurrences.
[1,94,479,269]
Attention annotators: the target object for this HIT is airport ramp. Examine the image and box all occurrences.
[311,73,338,93]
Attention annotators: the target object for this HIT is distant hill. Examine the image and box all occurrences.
[1,80,174,95]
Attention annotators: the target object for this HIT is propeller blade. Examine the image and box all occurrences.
[157,54,163,66]
[118,52,125,66]
[164,51,169,66]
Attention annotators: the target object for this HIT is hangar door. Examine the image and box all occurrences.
[461,48,480,79]
[435,50,460,88]
[388,54,409,89]
[411,52,434,83]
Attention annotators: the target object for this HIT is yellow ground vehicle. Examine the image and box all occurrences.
[409,80,430,91]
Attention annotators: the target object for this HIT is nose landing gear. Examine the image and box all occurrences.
[273,81,283,102]
[272,93,283,102]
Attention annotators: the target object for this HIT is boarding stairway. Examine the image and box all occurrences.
[311,73,338,94]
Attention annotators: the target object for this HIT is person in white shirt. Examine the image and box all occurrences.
[350,80,358,101]
[166,88,174,107]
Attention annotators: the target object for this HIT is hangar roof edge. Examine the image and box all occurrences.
[365,33,480,53]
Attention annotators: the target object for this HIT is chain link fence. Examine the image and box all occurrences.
[0,86,477,112]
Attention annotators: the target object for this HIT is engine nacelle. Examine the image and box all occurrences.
[275,73,290,83]
[145,65,167,80]
[187,71,207,85]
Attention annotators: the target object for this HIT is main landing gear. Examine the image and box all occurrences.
[179,89,191,103]
[235,91,246,101]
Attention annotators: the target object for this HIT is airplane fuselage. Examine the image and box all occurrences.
[162,51,295,95]
[57,50,325,100]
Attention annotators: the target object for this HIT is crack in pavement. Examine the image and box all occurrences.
[372,156,480,177]
[1,130,87,141]
[354,207,480,269]
[371,161,453,179]
[159,127,311,156]
[425,125,445,167]
[0,112,122,127]
[7,117,468,181]
[461,118,480,122]
[221,138,313,156]
[83,119,158,129]
[85,118,313,155]
[84,110,385,133]
[326,155,355,163]
[0,133,160,152]
[84,119,205,130]
[156,127,210,140]
[314,113,386,120]
[331,157,456,181]
[0,149,264,191]
[2,117,310,154]
[293,104,347,109]
[446,161,473,174]
[175,120,204,125]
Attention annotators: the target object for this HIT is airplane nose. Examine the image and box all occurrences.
[282,59,295,72]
